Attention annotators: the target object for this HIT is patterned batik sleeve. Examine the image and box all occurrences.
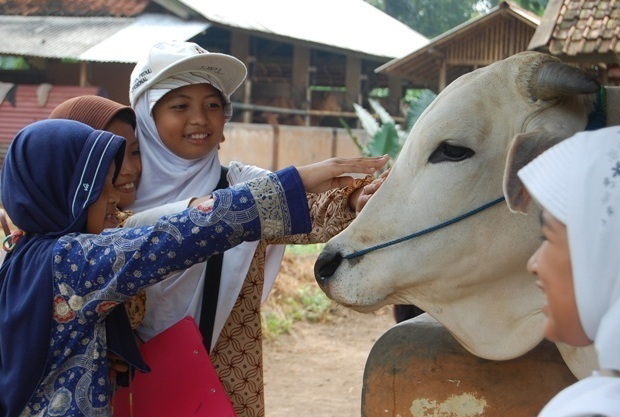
[268,175,373,245]
[52,170,311,318]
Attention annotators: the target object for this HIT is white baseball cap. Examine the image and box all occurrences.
[129,40,247,108]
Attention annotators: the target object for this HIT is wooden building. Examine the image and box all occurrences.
[376,1,540,93]
[0,0,428,127]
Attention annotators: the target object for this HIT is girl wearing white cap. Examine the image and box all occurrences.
[127,40,388,416]
[514,125,620,417]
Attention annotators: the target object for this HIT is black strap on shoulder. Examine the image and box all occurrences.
[199,165,229,351]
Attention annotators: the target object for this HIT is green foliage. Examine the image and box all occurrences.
[343,90,436,167]
[482,0,548,15]
[348,99,405,164]
[284,243,325,256]
[404,89,437,130]
[0,56,29,70]
[367,0,482,37]
[262,311,293,337]
[366,0,549,37]
[261,284,336,339]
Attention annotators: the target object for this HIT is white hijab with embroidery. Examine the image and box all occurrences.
[518,126,620,417]
[129,74,285,351]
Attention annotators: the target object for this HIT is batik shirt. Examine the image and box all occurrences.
[19,169,310,417]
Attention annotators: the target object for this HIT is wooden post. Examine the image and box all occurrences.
[439,58,447,92]
[79,61,88,87]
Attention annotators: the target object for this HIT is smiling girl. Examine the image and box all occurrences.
[127,40,388,417]
[517,126,620,417]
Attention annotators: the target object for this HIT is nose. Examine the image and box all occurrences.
[119,158,138,178]
[527,247,540,275]
[110,189,121,206]
[190,107,209,126]
[314,250,344,287]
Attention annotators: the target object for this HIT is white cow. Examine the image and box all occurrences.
[315,51,620,379]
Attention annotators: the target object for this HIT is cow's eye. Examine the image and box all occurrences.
[428,142,475,163]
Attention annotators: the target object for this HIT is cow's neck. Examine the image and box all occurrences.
[605,86,620,126]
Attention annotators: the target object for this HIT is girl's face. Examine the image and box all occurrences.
[527,210,591,347]
[86,162,121,234]
[152,83,226,160]
[106,119,141,208]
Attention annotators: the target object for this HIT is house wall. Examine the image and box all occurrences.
[43,61,134,105]
[90,63,134,104]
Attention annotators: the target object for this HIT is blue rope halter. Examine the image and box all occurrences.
[343,196,506,260]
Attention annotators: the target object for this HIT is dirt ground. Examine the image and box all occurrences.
[262,253,395,417]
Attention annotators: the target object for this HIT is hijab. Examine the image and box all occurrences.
[518,125,620,416]
[0,119,125,416]
[48,95,136,130]
[130,79,284,349]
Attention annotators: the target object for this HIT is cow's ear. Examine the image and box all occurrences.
[503,130,566,214]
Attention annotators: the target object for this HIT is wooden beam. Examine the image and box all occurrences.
[438,59,447,92]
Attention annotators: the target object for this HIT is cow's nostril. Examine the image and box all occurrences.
[314,250,343,285]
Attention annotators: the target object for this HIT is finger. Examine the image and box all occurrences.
[356,194,370,212]
[109,361,129,373]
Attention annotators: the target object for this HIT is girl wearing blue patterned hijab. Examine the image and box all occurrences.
[0,119,318,416]
[0,119,125,417]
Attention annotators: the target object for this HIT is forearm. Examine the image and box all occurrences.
[268,176,371,244]
[55,168,311,302]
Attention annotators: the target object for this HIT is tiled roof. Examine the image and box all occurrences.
[0,0,149,17]
[529,0,620,60]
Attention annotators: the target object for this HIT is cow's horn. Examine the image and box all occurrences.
[531,61,600,101]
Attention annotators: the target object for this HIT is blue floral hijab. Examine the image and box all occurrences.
[0,119,125,416]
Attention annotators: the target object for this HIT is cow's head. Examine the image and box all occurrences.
[314,51,599,363]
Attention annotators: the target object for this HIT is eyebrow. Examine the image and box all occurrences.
[168,91,220,100]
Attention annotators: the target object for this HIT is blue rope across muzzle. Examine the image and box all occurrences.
[343,196,506,260]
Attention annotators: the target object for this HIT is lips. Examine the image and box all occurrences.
[104,212,119,228]
[184,132,211,143]
[115,182,135,193]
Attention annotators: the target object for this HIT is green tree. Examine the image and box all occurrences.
[481,0,548,15]
[366,0,480,38]
[366,0,548,38]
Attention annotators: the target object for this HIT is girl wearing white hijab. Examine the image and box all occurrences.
[518,125,620,417]
[126,40,387,417]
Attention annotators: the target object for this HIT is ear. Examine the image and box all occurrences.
[503,130,567,214]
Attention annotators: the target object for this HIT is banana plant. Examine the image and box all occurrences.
[342,90,436,169]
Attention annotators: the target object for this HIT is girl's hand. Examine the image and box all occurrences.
[297,155,389,194]
[350,168,390,213]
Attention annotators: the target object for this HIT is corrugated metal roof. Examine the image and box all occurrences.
[177,0,429,60]
[0,16,129,59]
[79,14,210,63]
[0,14,209,62]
